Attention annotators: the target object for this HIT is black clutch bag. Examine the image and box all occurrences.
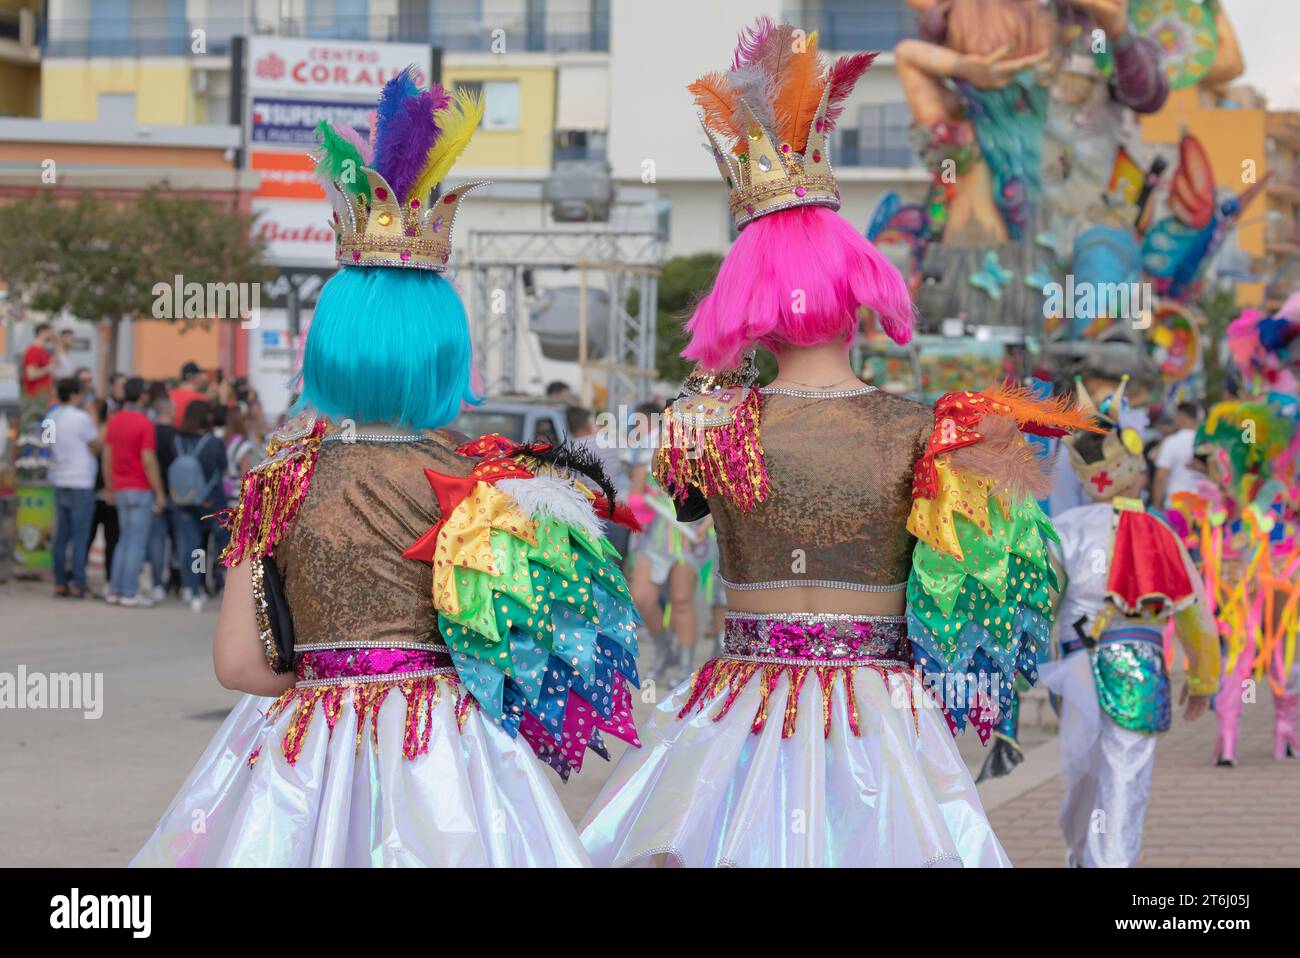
[258,556,296,674]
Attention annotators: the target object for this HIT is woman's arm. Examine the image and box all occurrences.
[213,561,296,696]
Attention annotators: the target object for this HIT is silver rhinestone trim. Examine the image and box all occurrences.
[295,667,457,689]
[321,432,435,444]
[759,385,878,398]
[718,653,913,669]
[720,574,906,593]
[295,641,451,653]
[724,611,906,624]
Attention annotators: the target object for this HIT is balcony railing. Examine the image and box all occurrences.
[783,1,915,52]
[43,9,610,58]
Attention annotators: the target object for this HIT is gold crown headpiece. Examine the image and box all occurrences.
[690,18,879,231]
[313,66,488,271]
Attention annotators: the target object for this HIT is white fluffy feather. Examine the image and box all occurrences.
[496,475,607,542]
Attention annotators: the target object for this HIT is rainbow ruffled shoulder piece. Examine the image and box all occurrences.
[654,385,768,510]
[906,384,1099,741]
[220,413,327,567]
[404,435,643,779]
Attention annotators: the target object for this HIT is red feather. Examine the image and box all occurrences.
[593,497,644,533]
[824,52,878,133]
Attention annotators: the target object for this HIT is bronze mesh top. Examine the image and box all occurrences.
[708,389,933,589]
[273,434,471,645]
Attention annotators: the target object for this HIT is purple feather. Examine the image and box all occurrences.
[373,85,452,203]
[374,64,420,137]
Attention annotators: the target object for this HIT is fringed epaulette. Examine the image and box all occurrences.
[905,383,1098,742]
[220,415,326,567]
[403,433,642,780]
[653,385,769,511]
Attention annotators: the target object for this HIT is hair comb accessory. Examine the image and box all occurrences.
[313,65,488,271]
[690,19,878,231]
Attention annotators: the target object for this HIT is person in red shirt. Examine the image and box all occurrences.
[170,361,210,429]
[22,323,57,397]
[102,377,167,607]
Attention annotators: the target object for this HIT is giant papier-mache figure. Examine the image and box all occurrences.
[579,18,1098,868]
[886,0,1250,407]
[132,69,643,867]
[1040,376,1219,868]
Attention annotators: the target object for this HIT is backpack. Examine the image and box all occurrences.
[168,433,219,506]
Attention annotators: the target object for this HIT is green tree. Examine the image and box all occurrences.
[1197,285,1240,404]
[0,187,273,387]
[627,252,724,384]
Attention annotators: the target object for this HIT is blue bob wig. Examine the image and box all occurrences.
[297,266,478,431]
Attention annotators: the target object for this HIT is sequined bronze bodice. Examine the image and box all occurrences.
[709,389,933,589]
[274,436,470,645]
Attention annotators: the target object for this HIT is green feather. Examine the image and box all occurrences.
[312,120,371,203]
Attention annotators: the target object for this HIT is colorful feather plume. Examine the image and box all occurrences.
[773,30,824,152]
[732,15,774,69]
[373,86,451,203]
[949,414,1056,501]
[312,120,371,202]
[688,70,743,145]
[407,86,485,207]
[694,18,877,159]
[727,62,781,140]
[753,22,799,88]
[824,52,878,132]
[374,65,421,141]
[331,121,373,165]
[316,65,483,211]
[982,380,1106,436]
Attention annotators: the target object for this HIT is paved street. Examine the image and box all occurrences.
[1,577,1295,867]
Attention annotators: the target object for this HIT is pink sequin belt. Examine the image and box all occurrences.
[295,643,455,686]
[722,612,912,664]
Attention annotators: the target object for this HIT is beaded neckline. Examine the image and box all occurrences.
[759,385,878,399]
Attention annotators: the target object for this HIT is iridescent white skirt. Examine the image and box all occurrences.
[131,673,588,867]
[579,613,1010,868]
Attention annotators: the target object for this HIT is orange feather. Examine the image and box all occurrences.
[981,381,1106,434]
[774,32,825,152]
[689,71,741,144]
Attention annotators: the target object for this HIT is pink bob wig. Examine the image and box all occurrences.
[681,205,913,371]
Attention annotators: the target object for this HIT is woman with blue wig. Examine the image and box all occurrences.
[132,69,643,867]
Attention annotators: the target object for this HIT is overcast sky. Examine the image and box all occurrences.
[1221,0,1300,108]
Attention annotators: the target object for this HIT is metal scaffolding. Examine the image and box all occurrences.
[464,227,663,411]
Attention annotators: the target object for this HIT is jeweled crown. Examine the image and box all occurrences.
[313,65,487,272]
[329,169,486,271]
[691,18,879,231]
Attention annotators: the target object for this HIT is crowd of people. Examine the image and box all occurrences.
[23,324,267,611]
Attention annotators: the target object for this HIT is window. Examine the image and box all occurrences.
[455,79,522,131]
[554,130,607,161]
[97,93,137,124]
[805,0,914,51]
[483,80,522,131]
[838,104,916,168]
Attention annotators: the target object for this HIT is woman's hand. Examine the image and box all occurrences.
[955,45,1050,88]
[1180,683,1210,721]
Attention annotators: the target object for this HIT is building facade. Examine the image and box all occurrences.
[11,0,926,408]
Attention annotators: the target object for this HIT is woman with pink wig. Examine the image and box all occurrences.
[579,19,1095,867]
